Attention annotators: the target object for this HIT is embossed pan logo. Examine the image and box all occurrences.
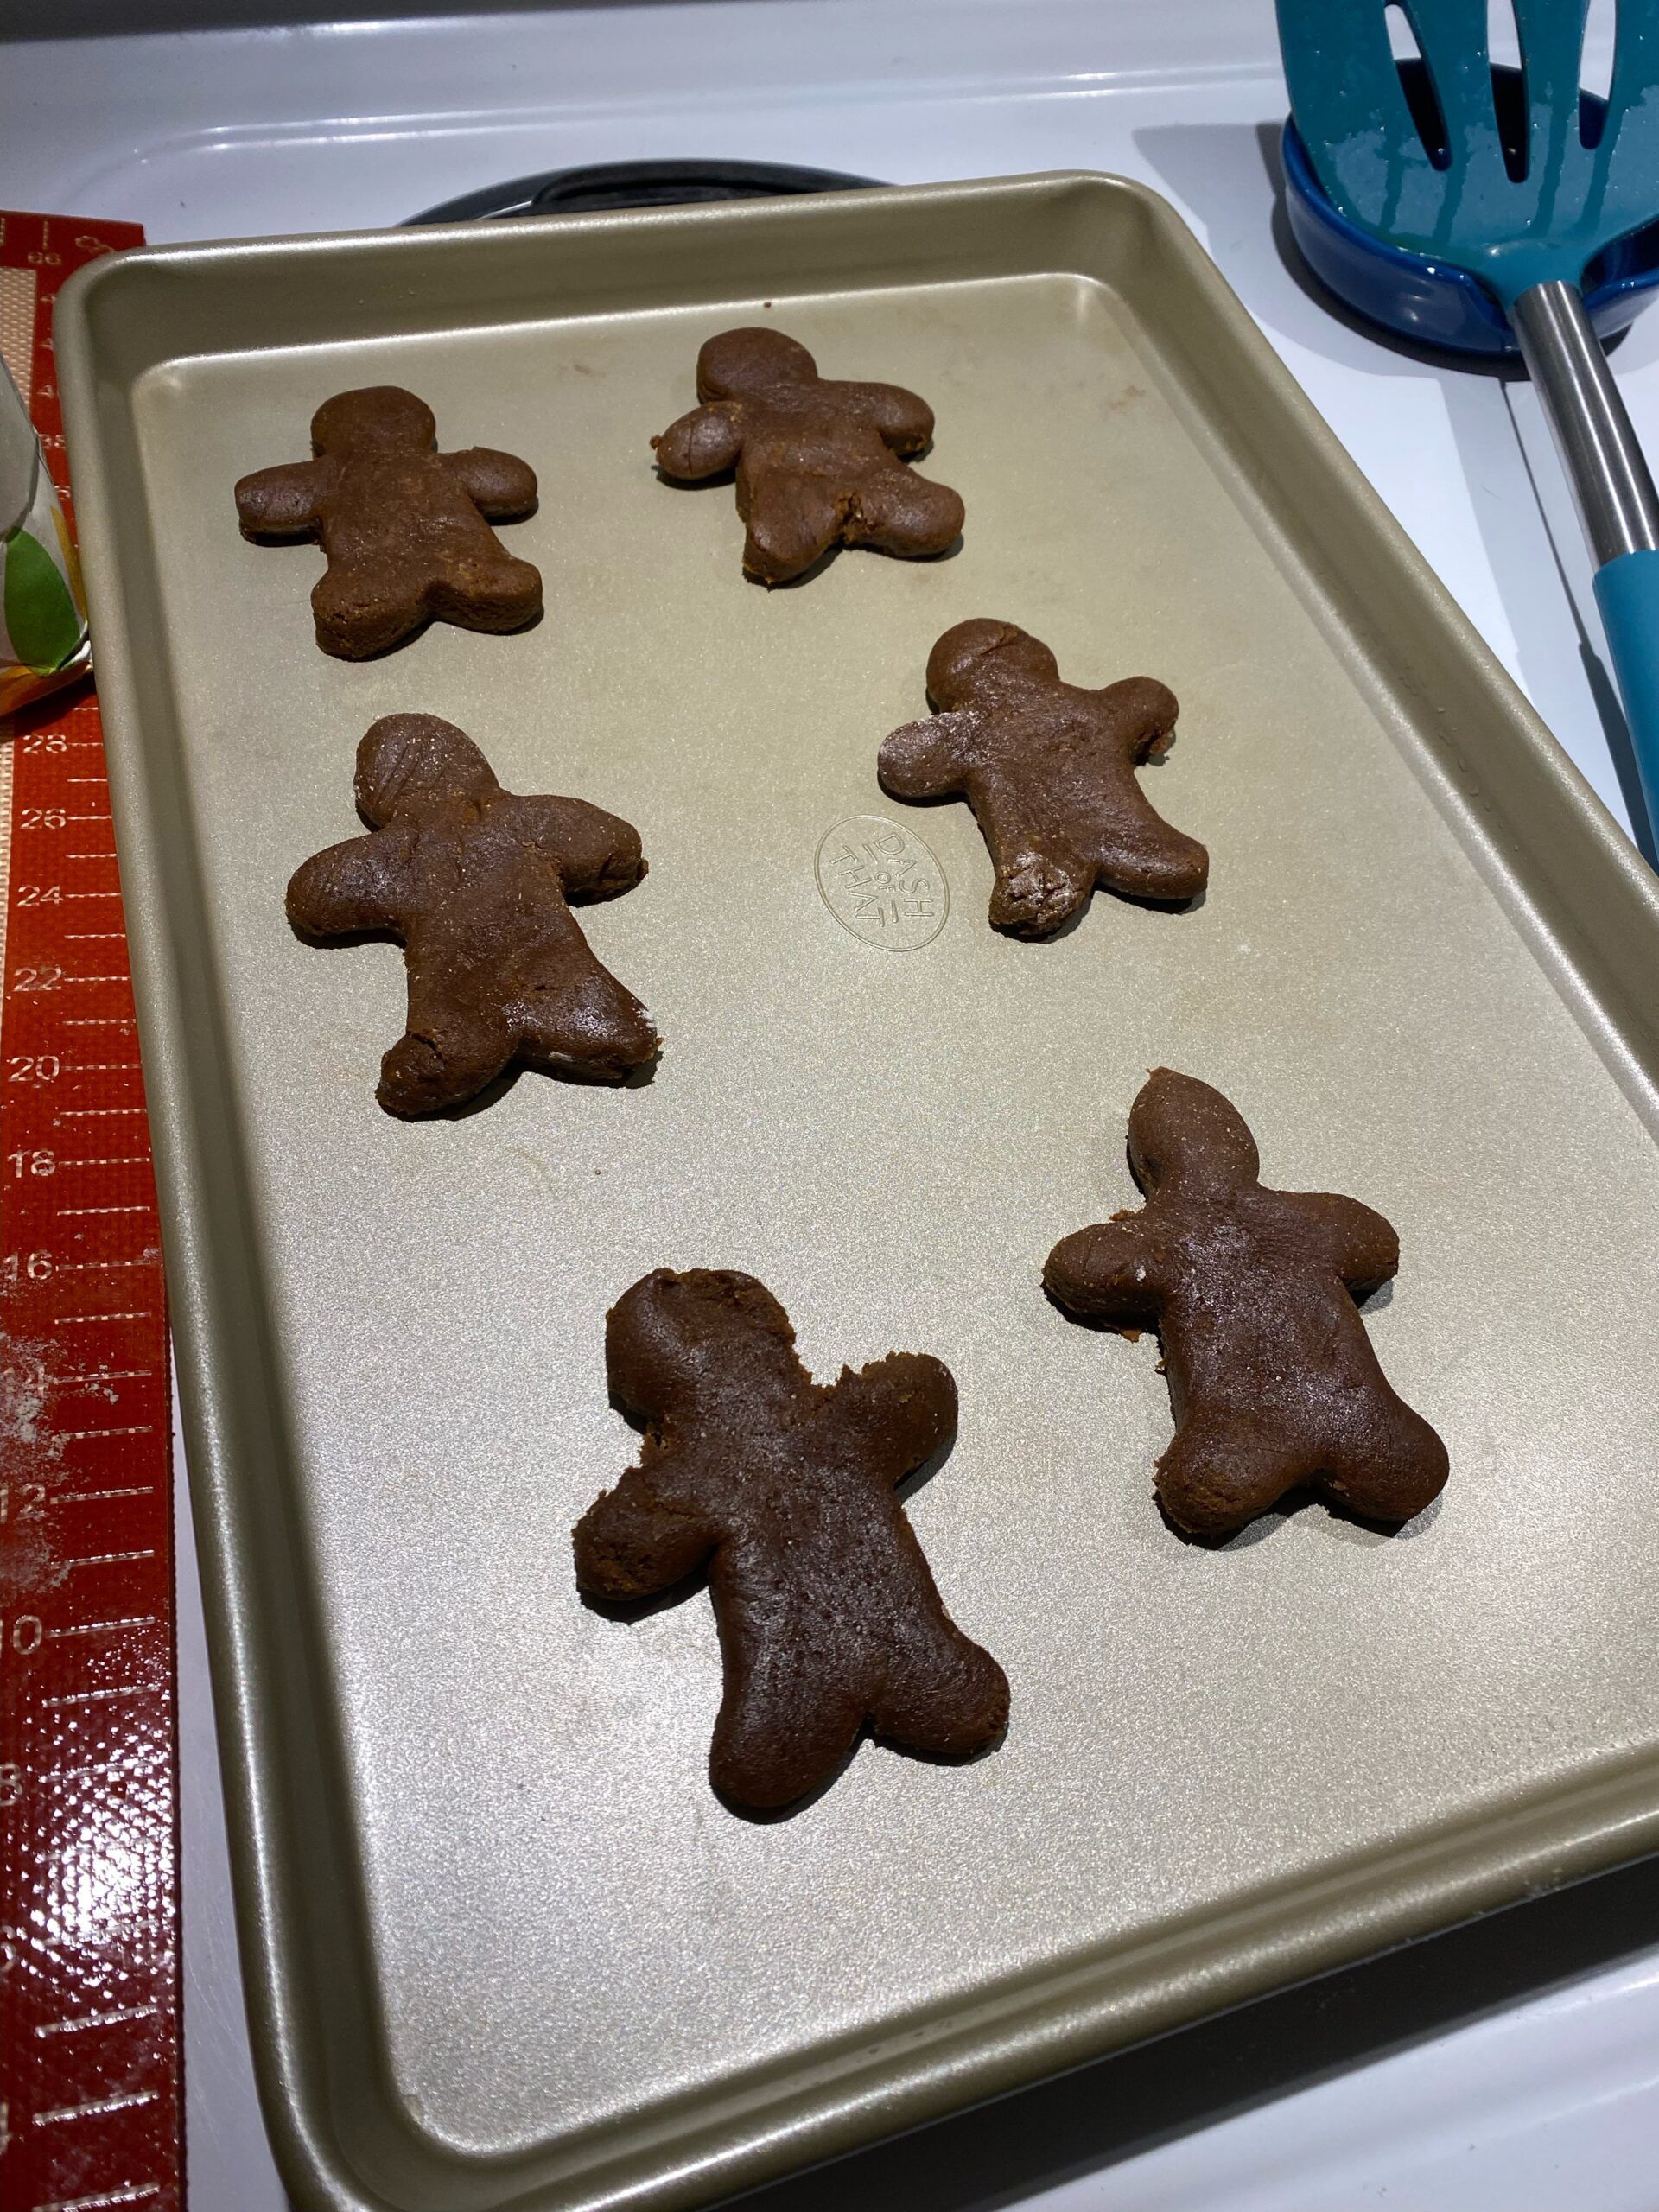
[816,815,948,950]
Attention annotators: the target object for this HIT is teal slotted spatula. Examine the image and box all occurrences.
[1276,0,1659,843]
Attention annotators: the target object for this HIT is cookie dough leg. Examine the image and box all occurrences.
[378,997,516,1117]
[1154,1410,1301,1538]
[873,1631,1008,1761]
[434,554,543,635]
[738,478,842,585]
[709,1651,867,1810]
[1101,801,1211,906]
[1321,1397,1450,1524]
[311,565,429,659]
[518,966,658,1082]
[849,470,964,560]
[987,840,1096,938]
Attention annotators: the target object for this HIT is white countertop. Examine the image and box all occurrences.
[7,6,1658,2207]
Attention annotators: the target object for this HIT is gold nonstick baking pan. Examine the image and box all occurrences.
[55,173,1659,2212]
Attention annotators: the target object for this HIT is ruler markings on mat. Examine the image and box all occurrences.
[0,212,181,2212]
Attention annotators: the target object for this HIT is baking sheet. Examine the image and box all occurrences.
[55,175,1659,2212]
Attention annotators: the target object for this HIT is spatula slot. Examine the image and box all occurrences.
[1580,0,1617,143]
[1387,7,1454,168]
[1491,62,1533,178]
[1485,0,1523,71]
[1488,0,1531,179]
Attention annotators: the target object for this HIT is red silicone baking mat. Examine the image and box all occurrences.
[0,211,181,2212]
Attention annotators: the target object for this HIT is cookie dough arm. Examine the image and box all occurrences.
[1044,1218,1166,1327]
[823,1351,958,1487]
[447,448,538,518]
[652,402,744,480]
[235,459,328,539]
[1289,1192,1401,1301]
[285,830,407,938]
[1093,677,1180,762]
[525,797,647,902]
[572,1462,718,1599]
[843,380,935,455]
[877,711,978,800]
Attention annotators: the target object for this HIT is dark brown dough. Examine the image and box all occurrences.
[573,1269,1008,1811]
[880,619,1208,938]
[1045,1070,1447,1538]
[286,715,656,1116]
[234,385,542,658]
[652,327,964,586]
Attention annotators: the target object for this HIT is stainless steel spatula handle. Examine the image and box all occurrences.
[1510,280,1659,835]
[1510,282,1659,563]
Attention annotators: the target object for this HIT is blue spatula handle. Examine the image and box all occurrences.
[1510,282,1659,852]
[1594,551,1659,837]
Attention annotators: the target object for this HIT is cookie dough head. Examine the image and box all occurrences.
[1128,1067,1261,1198]
[310,385,436,455]
[607,1268,804,1428]
[925,618,1061,709]
[696,327,817,401]
[353,713,499,825]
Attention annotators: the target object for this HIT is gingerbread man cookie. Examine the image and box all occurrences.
[1045,1070,1446,1538]
[652,327,964,585]
[235,386,541,658]
[573,1269,1008,1811]
[287,715,657,1116]
[880,620,1209,938]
